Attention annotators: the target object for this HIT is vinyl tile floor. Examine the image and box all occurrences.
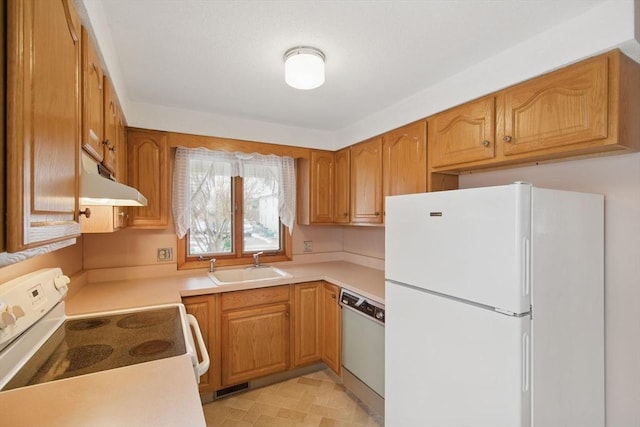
[202,369,384,427]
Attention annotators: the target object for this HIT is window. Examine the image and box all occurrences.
[173,148,295,268]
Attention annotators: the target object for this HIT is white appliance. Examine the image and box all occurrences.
[340,289,385,397]
[0,268,209,390]
[385,182,604,427]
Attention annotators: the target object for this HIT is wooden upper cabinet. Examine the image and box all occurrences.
[427,50,639,173]
[429,96,496,168]
[6,0,82,252]
[333,147,351,224]
[116,106,128,182]
[81,27,105,162]
[309,150,335,223]
[501,55,608,156]
[80,205,127,233]
[350,137,383,224]
[102,77,118,175]
[127,129,170,228]
[383,121,428,200]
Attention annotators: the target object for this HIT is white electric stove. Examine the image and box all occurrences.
[0,268,209,391]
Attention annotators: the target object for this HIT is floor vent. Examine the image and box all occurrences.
[215,382,249,398]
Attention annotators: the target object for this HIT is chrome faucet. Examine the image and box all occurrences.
[252,252,264,268]
[209,258,216,272]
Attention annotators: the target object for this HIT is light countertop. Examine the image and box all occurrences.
[66,261,385,316]
[0,355,205,427]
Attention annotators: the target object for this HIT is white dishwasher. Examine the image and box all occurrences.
[340,289,385,398]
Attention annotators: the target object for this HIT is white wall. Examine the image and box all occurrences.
[127,101,335,149]
[458,153,640,427]
[343,227,385,260]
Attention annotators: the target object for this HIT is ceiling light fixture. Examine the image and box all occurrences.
[284,46,325,90]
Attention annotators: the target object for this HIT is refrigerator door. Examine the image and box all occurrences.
[385,281,531,427]
[385,183,531,314]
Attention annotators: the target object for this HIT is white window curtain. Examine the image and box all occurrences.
[172,147,296,239]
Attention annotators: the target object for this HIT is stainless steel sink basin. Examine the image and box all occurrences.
[207,266,292,286]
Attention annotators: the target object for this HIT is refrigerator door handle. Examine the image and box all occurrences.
[522,331,531,392]
[523,236,531,297]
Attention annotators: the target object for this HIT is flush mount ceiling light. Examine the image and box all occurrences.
[284,46,325,90]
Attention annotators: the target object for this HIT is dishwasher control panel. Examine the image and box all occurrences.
[339,289,385,324]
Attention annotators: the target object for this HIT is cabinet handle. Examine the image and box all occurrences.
[343,212,348,217]
[109,146,117,152]
[481,140,490,147]
[79,208,91,218]
[503,135,513,143]
[374,212,380,216]
[285,312,289,317]
[102,139,110,146]
[331,294,336,299]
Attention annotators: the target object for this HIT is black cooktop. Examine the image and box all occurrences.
[4,307,186,390]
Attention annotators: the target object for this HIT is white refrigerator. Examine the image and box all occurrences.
[385,182,604,427]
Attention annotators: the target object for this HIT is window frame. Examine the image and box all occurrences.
[177,177,292,270]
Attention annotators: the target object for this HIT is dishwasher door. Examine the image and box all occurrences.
[342,308,385,397]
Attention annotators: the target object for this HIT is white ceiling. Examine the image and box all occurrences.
[90,0,611,132]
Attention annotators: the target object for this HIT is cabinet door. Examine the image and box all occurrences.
[116,106,128,183]
[6,0,81,252]
[350,137,383,224]
[293,282,322,367]
[81,27,104,162]
[383,120,427,200]
[1,2,5,253]
[221,303,290,386]
[310,150,334,223]
[79,205,126,233]
[501,55,608,156]
[333,148,351,224]
[183,295,216,393]
[321,283,341,375]
[429,97,495,168]
[102,77,118,175]
[127,129,170,227]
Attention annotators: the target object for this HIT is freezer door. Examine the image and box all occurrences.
[385,183,531,314]
[385,281,531,427]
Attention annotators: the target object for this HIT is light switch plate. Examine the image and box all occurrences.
[303,241,313,252]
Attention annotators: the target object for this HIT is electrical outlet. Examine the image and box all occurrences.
[157,248,173,262]
[303,240,313,252]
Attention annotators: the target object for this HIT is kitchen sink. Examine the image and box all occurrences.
[208,266,292,286]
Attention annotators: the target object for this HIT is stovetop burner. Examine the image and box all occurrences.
[3,307,186,390]
[68,318,110,331]
[130,340,174,357]
[37,344,114,374]
[116,310,172,329]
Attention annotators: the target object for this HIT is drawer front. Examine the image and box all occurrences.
[221,285,290,311]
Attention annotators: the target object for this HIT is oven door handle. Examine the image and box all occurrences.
[187,314,210,377]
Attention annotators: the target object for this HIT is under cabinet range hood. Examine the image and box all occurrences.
[80,152,148,206]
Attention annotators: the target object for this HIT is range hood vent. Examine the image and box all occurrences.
[80,152,148,206]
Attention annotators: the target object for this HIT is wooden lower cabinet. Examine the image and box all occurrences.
[321,283,341,374]
[221,303,290,386]
[293,282,323,367]
[209,282,341,391]
[182,294,216,393]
